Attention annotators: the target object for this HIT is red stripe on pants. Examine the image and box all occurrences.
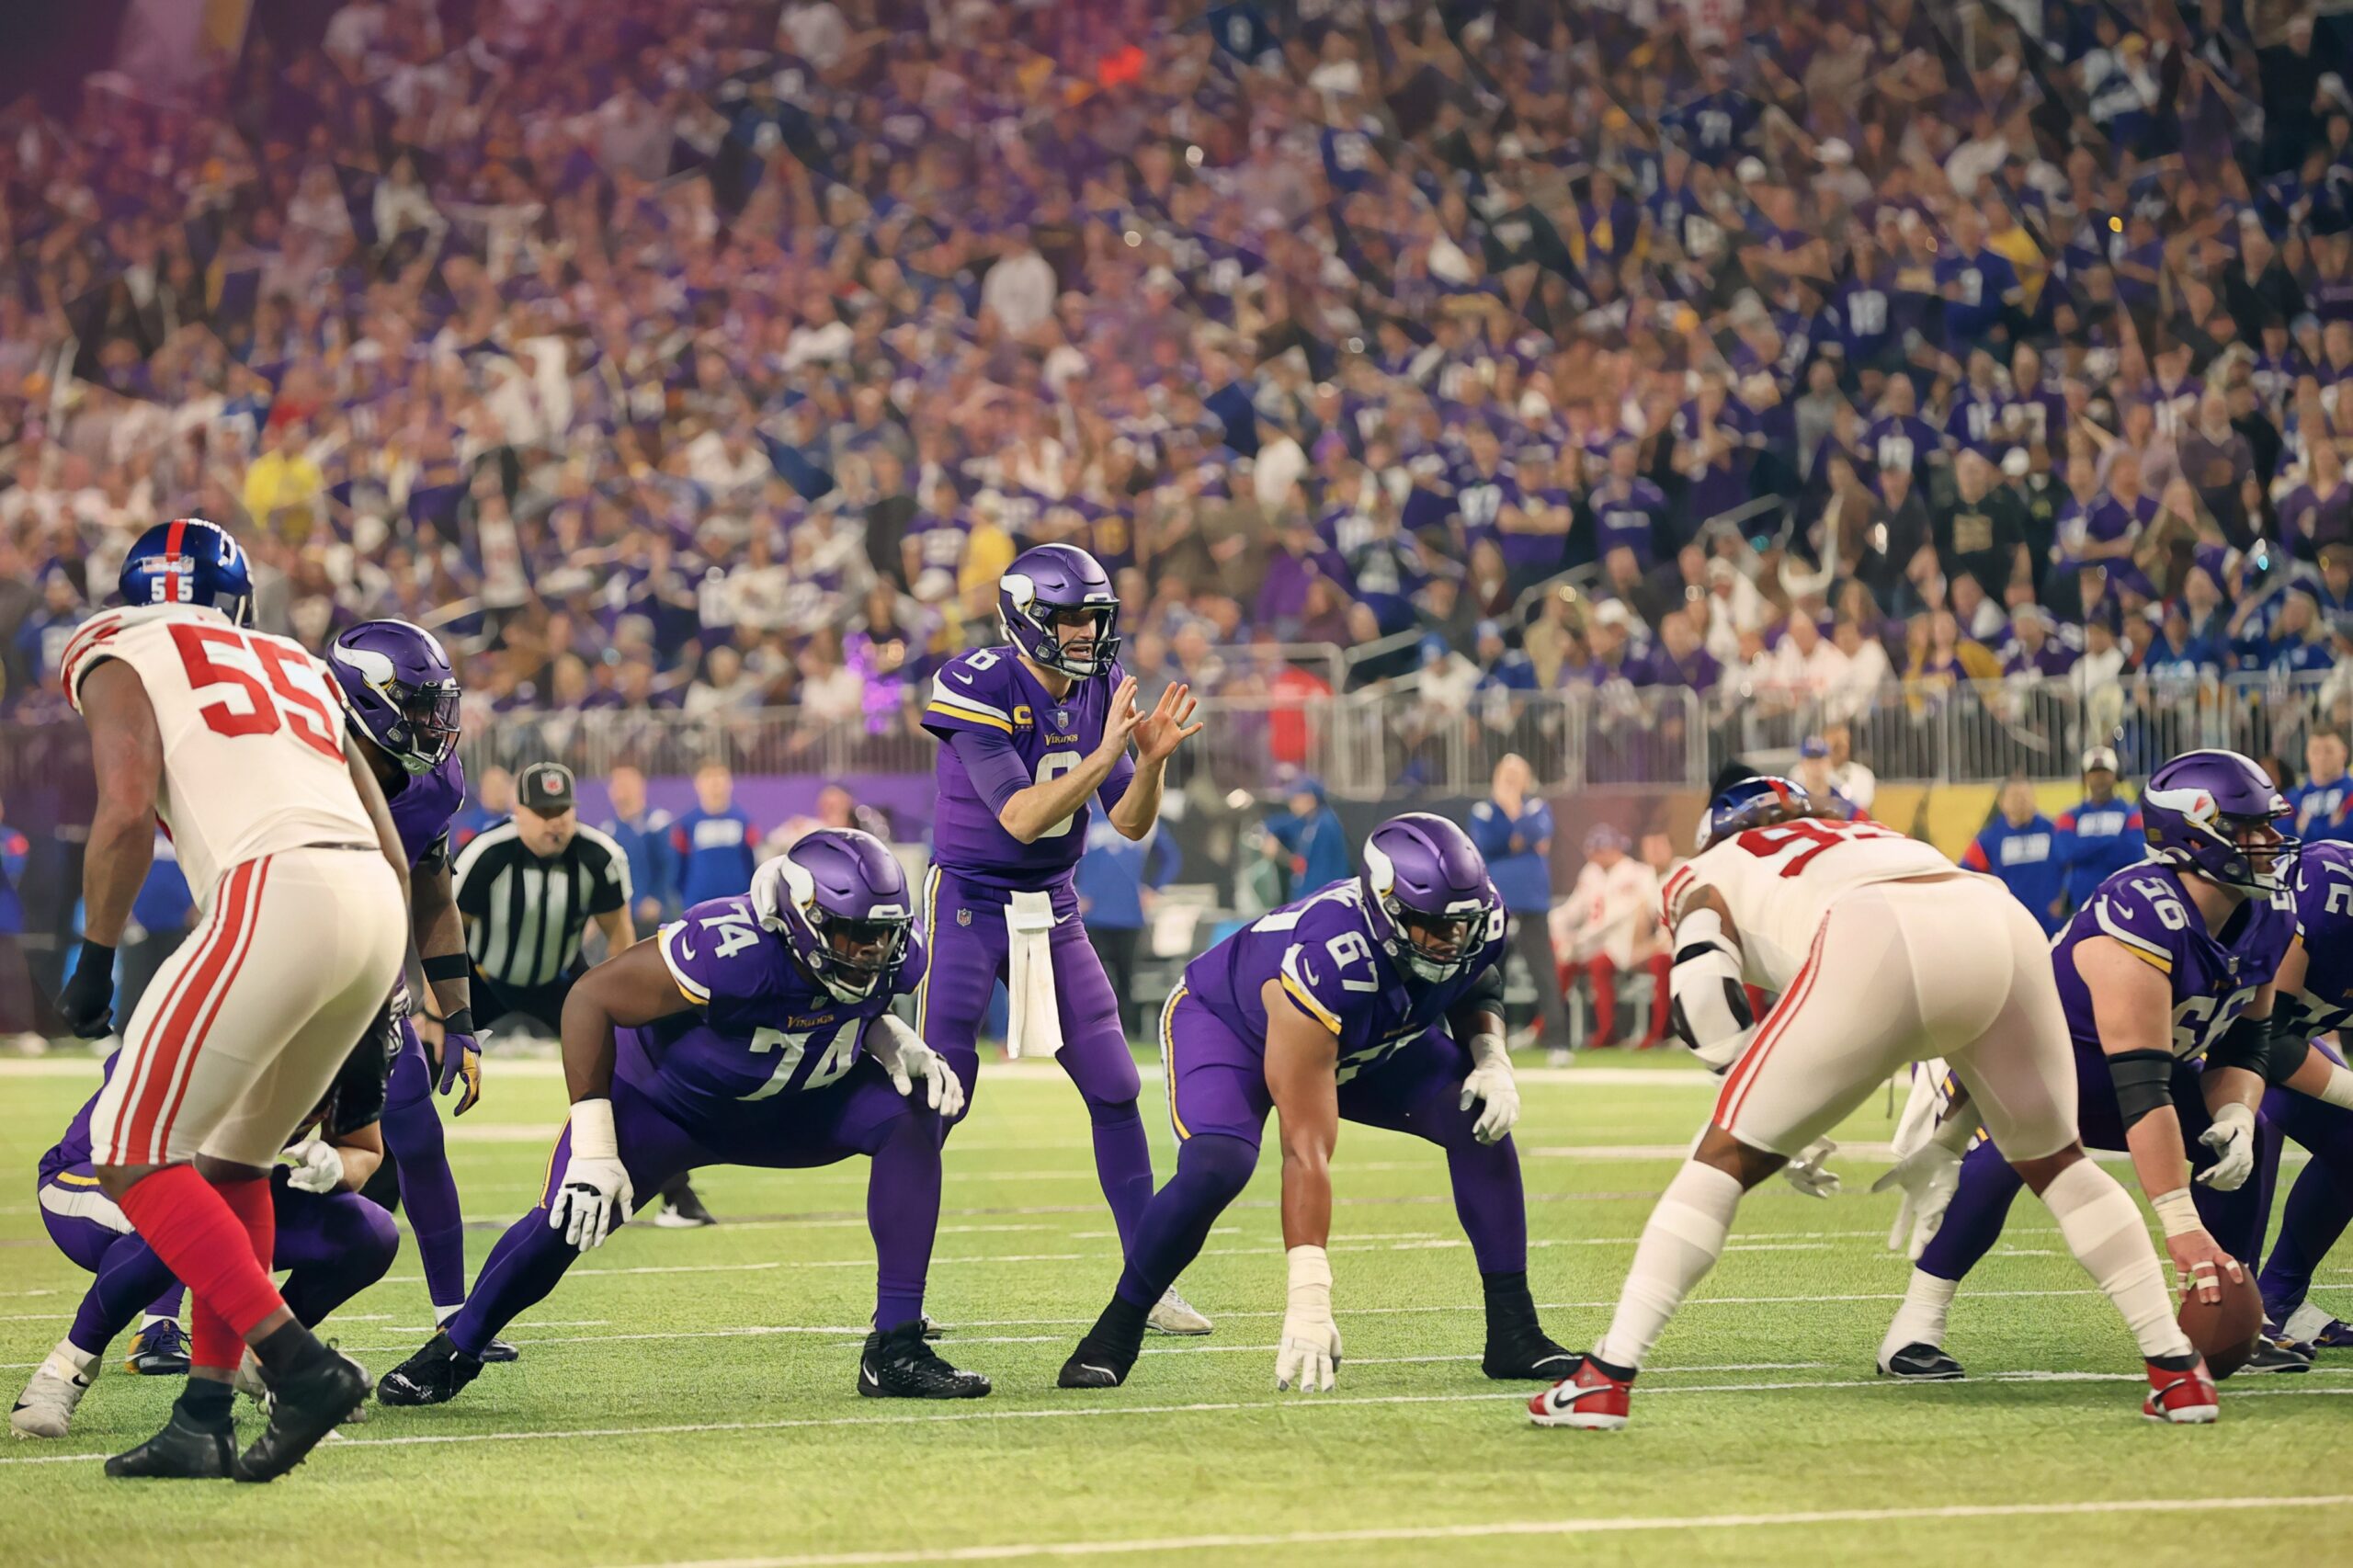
[1716,918,1831,1130]
[149,858,272,1162]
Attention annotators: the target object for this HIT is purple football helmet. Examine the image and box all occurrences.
[999,543,1120,678]
[2141,748,2295,893]
[749,828,914,1003]
[327,619,462,775]
[1360,812,1501,985]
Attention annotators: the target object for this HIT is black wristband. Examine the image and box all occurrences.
[2107,1049,2177,1130]
[439,1007,476,1036]
[74,939,117,969]
[422,952,472,983]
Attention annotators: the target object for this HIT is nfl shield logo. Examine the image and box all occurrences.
[1052,709,1070,729]
[956,907,971,927]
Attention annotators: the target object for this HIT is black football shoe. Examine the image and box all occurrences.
[2239,1339,2313,1376]
[858,1322,991,1399]
[477,1336,520,1364]
[375,1332,483,1407]
[105,1410,235,1480]
[1479,1272,1578,1381]
[1057,1295,1152,1390]
[1878,1342,1965,1381]
[234,1349,368,1483]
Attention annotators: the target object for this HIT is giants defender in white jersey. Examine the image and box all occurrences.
[51,519,412,1483]
[1530,777,2214,1432]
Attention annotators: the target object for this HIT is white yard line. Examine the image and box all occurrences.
[589,1495,2353,1568]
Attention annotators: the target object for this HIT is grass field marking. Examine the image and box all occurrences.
[12,1369,2352,1470]
[592,1494,2353,1568]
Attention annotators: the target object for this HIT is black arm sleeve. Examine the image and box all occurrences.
[323,1006,398,1140]
[2265,1017,2314,1085]
[2107,1049,2177,1130]
[2203,1012,2271,1077]
[1461,960,1506,1018]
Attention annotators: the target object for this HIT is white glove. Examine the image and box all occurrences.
[867,1013,967,1119]
[1274,1244,1341,1393]
[2196,1102,2256,1191]
[1779,1137,1841,1199]
[547,1097,634,1251]
[1458,1033,1519,1145]
[1872,1139,1965,1260]
[283,1137,345,1195]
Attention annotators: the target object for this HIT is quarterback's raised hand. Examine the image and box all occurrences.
[1131,681,1203,766]
[548,1097,634,1251]
[868,1013,967,1119]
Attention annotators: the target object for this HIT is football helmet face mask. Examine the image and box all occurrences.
[328,619,463,775]
[118,518,254,626]
[1360,812,1500,986]
[999,543,1120,678]
[2141,749,2295,893]
[750,829,915,1003]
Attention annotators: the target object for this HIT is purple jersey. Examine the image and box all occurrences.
[1180,881,1504,1081]
[388,752,466,870]
[2281,843,2353,1038]
[920,646,1136,890]
[638,894,926,1136]
[2051,861,2293,1062]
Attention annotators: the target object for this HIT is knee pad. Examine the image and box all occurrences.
[1086,1096,1142,1130]
[1176,1132,1259,1202]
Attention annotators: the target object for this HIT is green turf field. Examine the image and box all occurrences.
[2,1051,2347,1568]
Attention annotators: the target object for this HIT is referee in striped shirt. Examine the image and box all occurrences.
[450,763,713,1226]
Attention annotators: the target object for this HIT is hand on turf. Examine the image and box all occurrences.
[549,1153,633,1251]
[1458,1061,1521,1145]
[56,941,117,1039]
[2165,1229,2243,1306]
[438,1030,484,1116]
[1871,1140,1963,1259]
[284,1137,345,1194]
[1779,1137,1842,1199]
[2194,1103,2256,1191]
[1275,1309,1341,1393]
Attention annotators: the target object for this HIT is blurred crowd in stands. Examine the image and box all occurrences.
[1,0,2352,758]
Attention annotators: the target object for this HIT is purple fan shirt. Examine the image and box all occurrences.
[2052,861,2293,1061]
[638,895,926,1138]
[921,646,1136,891]
[1180,881,1503,1078]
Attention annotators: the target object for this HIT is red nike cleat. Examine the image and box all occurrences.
[1529,1356,1631,1430]
[2143,1357,2219,1424]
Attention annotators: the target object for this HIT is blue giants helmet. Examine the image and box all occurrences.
[750,829,915,1003]
[999,543,1120,678]
[1360,812,1501,985]
[1696,775,1819,853]
[2141,749,2295,893]
[328,619,462,775]
[119,518,253,624]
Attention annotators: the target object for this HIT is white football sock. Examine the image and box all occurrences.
[435,1303,461,1326]
[2041,1158,2194,1361]
[1879,1272,1958,1366]
[1593,1160,1742,1372]
[139,1312,175,1330]
[43,1338,97,1386]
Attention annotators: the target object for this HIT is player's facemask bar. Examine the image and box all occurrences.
[807,911,910,999]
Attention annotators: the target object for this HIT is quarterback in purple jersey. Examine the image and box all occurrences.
[1879,750,2298,1381]
[1057,814,1571,1392]
[377,830,989,1405]
[2239,843,2353,1352]
[12,1040,402,1438]
[918,542,1211,1335]
[325,620,511,1355]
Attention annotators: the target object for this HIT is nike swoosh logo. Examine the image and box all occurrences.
[1080,1364,1116,1380]
[952,671,974,683]
[861,1364,880,1386]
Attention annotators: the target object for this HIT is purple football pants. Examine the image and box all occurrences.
[41,1164,398,1357]
[916,868,1153,1249]
[381,1016,471,1310]
[445,1059,942,1355]
[2253,1040,2353,1321]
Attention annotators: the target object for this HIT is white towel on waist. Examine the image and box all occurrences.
[1004,890,1064,1061]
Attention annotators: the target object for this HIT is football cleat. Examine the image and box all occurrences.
[1877,1342,1965,1381]
[477,1337,520,1364]
[1055,1346,1133,1390]
[858,1322,991,1399]
[1529,1356,1631,1430]
[1483,1328,1579,1381]
[10,1365,90,1439]
[2278,1301,2353,1351]
[123,1320,190,1377]
[1146,1287,1212,1336]
[239,1352,370,1424]
[105,1411,235,1479]
[2143,1356,2220,1424]
[2239,1339,2313,1376]
[919,1314,945,1341]
[234,1349,369,1482]
[374,1333,483,1407]
[653,1182,716,1228]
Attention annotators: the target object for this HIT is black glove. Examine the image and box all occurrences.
[57,940,119,1039]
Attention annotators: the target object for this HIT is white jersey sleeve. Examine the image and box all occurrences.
[1663,818,1961,992]
[64,606,379,903]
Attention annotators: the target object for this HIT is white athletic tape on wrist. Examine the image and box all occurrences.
[2150,1187,2202,1239]
[1467,1032,1509,1074]
[1286,1244,1333,1314]
[2323,1062,2353,1111]
[570,1097,619,1162]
